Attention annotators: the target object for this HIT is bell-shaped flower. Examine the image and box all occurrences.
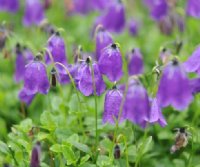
[148,98,167,127]
[186,0,200,18]
[24,55,50,95]
[94,0,126,33]
[18,88,36,105]
[0,0,19,13]
[184,46,200,75]
[23,0,45,26]
[98,43,123,82]
[95,25,113,60]
[103,87,124,124]
[128,19,139,36]
[77,58,106,96]
[45,32,68,65]
[30,142,41,167]
[126,48,144,76]
[157,59,193,110]
[124,78,150,128]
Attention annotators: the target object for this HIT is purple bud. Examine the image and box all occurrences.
[148,98,167,127]
[124,78,150,128]
[77,60,106,96]
[158,16,173,35]
[98,43,123,82]
[157,59,193,110]
[184,46,200,75]
[95,25,113,61]
[127,48,144,76]
[128,19,139,36]
[189,78,200,95]
[18,88,35,105]
[186,0,200,18]
[30,142,41,167]
[0,0,19,13]
[94,1,126,33]
[103,87,124,124]
[23,55,50,95]
[45,32,68,65]
[50,68,57,87]
[23,0,45,26]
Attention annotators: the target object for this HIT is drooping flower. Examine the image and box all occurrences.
[18,88,36,105]
[148,98,167,127]
[45,32,68,65]
[123,78,150,128]
[98,43,123,82]
[189,78,200,95]
[95,25,113,60]
[126,48,144,76]
[184,46,200,75]
[103,86,124,124]
[94,0,126,33]
[23,46,34,62]
[30,142,41,167]
[77,57,106,96]
[24,55,50,95]
[14,44,26,83]
[186,0,200,18]
[157,59,193,110]
[0,0,19,13]
[23,0,45,26]
[128,19,139,36]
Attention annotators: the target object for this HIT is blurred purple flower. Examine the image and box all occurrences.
[94,0,126,33]
[77,59,106,96]
[45,32,68,65]
[157,59,193,110]
[148,98,167,127]
[18,88,36,105]
[30,142,41,167]
[24,55,50,95]
[190,78,200,94]
[184,46,200,75]
[186,0,200,18]
[128,19,139,36]
[126,48,144,76]
[98,43,123,82]
[124,78,150,128]
[14,44,34,83]
[103,87,124,124]
[95,25,113,60]
[0,0,19,13]
[23,0,45,26]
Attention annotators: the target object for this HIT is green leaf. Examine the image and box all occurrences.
[0,141,9,154]
[80,154,90,165]
[50,144,62,153]
[62,145,77,165]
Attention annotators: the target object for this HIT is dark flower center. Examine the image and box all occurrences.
[34,55,43,61]
[86,56,91,64]
[162,48,167,52]
[172,59,178,66]
[55,31,60,36]
[179,127,185,133]
[111,43,117,49]
[131,48,135,53]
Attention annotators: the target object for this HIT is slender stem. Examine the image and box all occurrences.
[90,63,98,161]
[123,136,129,167]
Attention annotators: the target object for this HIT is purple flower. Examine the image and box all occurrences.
[23,0,45,26]
[24,55,50,95]
[92,0,111,11]
[95,25,113,60]
[55,64,77,85]
[0,0,19,13]
[128,19,139,36]
[148,98,167,127]
[18,88,35,105]
[77,58,106,96]
[158,16,173,35]
[189,78,200,94]
[14,44,34,83]
[186,0,200,18]
[103,87,124,124]
[124,78,150,128]
[126,48,144,76]
[30,142,41,167]
[94,0,126,33]
[157,59,193,110]
[45,32,68,65]
[184,46,200,75]
[98,43,123,82]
